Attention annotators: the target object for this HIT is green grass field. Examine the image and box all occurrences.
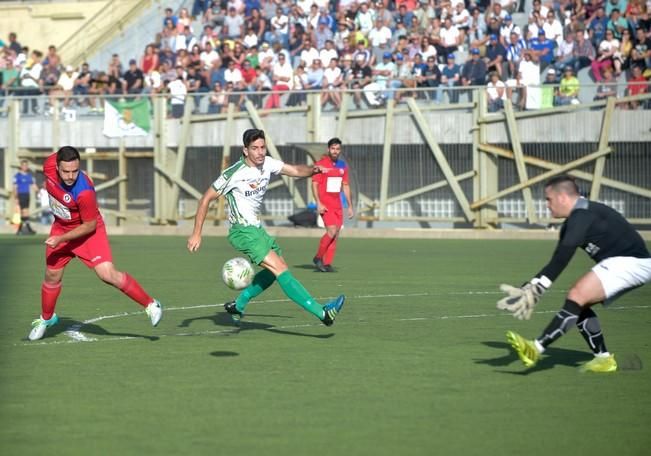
[1,235,649,455]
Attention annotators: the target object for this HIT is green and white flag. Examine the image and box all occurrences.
[103,99,151,138]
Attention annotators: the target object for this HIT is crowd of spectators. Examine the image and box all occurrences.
[1,0,650,118]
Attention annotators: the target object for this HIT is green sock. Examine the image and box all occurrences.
[235,269,277,313]
[277,270,324,320]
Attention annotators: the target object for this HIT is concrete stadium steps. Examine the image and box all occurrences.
[0,0,108,55]
[577,66,628,104]
[84,0,188,71]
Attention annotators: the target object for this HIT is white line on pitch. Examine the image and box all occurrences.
[14,290,651,346]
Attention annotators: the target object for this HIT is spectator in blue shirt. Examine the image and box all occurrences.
[588,7,609,47]
[163,7,178,28]
[606,9,628,40]
[485,34,507,79]
[506,32,527,77]
[530,30,556,68]
[439,53,462,103]
[393,5,414,30]
[244,0,262,17]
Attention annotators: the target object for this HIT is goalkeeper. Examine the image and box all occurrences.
[497,175,651,373]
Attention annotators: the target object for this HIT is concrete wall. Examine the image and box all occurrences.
[0,0,108,56]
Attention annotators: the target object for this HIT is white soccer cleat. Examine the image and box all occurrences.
[28,314,59,341]
[145,300,163,327]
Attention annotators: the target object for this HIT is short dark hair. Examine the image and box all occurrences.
[545,175,579,195]
[56,146,81,164]
[327,137,342,148]
[243,129,265,148]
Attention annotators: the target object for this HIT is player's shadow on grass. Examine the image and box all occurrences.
[178,312,292,328]
[210,351,239,357]
[476,341,592,375]
[47,317,160,342]
[180,312,334,339]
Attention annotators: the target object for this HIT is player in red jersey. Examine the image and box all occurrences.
[28,146,162,341]
[311,137,354,272]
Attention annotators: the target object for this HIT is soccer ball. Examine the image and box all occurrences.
[222,257,254,290]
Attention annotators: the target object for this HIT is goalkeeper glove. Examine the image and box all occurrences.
[496,278,549,320]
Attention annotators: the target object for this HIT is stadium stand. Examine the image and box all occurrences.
[0,0,649,117]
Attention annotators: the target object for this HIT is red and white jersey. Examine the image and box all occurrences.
[43,153,104,232]
[312,155,349,208]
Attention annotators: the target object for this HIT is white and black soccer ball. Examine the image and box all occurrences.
[222,257,254,290]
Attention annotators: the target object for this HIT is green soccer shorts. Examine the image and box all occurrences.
[227,224,282,265]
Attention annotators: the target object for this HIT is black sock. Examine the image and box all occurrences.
[577,308,608,355]
[538,299,583,348]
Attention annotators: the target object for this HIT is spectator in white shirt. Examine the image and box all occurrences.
[223,7,244,40]
[529,0,549,20]
[554,31,575,72]
[368,17,392,49]
[319,40,339,67]
[321,57,343,108]
[200,42,220,70]
[440,18,461,56]
[49,65,78,109]
[300,38,320,68]
[542,11,563,46]
[224,60,244,88]
[486,71,506,112]
[452,3,471,34]
[258,42,276,71]
[500,15,521,44]
[267,7,289,48]
[265,52,293,108]
[167,75,187,118]
[355,2,375,36]
[19,50,43,114]
[243,26,259,49]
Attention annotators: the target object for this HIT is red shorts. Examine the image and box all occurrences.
[46,223,113,270]
[321,207,343,227]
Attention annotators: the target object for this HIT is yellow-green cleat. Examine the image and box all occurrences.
[579,354,617,373]
[506,330,541,368]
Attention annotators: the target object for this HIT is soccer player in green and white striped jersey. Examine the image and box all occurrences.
[188,128,344,326]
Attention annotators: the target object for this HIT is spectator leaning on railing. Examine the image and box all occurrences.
[18,49,43,115]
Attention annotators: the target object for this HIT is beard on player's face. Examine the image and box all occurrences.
[328,147,341,161]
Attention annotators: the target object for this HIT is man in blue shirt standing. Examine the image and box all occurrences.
[13,159,38,235]
[529,30,556,69]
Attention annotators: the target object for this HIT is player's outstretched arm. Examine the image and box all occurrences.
[281,163,324,178]
[187,186,221,253]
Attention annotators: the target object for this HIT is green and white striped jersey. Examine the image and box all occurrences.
[212,156,284,227]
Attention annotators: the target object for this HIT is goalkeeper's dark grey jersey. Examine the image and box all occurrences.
[536,198,650,282]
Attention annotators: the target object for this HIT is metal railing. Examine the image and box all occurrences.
[1,81,649,120]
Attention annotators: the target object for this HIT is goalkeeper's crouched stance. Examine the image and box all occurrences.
[496,175,651,373]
